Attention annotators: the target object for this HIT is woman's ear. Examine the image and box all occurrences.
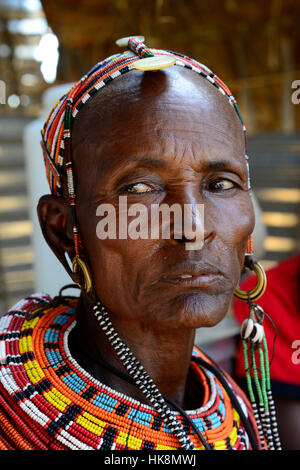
[37,194,79,282]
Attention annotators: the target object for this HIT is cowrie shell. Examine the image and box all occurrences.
[240,318,254,340]
[251,323,264,343]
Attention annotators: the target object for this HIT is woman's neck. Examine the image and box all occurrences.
[68,294,197,409]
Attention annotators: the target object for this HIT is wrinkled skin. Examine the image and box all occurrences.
[38,67,255,408]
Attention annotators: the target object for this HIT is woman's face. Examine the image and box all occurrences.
[71,67,255,330]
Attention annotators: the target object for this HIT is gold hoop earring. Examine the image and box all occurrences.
[72,256,93,294]
[234,257,267,301]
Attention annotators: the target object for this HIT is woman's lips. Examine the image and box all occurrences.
[158,272,222,287]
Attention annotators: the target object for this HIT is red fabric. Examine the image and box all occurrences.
[234,254,300,395]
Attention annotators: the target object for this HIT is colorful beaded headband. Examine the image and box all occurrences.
[41,36,253,257]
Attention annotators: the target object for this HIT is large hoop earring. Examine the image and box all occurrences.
[72,256,93,294]
[233,255,282,449]
[234,257,267,301]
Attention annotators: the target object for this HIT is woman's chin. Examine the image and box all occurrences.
[152,291,231,330]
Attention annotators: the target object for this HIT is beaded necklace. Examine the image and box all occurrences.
[0,294,258,450]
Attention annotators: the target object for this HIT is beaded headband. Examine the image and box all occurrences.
[41,36,253,257]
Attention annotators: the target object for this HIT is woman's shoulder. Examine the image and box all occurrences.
[0,292,78,354]
[1,293,54,318]
[0,292,79,328]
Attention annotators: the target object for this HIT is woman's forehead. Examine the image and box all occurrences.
[72,67,244,176]
[72,67,244,158]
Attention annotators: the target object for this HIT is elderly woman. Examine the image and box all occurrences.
[0,37,281,451]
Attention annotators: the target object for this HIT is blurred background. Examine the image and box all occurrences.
[0,0,299,360]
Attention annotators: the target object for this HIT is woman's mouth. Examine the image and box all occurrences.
[158,272,222,287]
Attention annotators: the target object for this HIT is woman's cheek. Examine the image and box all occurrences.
[219,193,254,234]
[209,196,254,255]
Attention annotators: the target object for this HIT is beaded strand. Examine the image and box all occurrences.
[257,343,274,450]
[262,336,282,450]
[241,304,282,451]
[128,37,155,58]
[93,301,195,450]
[242,339,265,449]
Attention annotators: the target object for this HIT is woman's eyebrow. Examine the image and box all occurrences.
[112,157,246,177]
[127,157,168,170]
[108,157,168,187]
[200,160,238,171]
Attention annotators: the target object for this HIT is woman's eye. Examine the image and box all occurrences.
[124,182,153,193]
[208,179,236,191]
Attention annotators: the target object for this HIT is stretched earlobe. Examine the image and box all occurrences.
[37,194,80,284]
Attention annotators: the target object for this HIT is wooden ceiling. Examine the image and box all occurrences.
[41,0,300,134]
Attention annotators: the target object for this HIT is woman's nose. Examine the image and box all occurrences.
[161,187,216,249]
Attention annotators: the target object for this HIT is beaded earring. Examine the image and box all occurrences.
[234,256,282,450]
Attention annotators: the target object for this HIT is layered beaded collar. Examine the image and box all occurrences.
[0,294,252,450]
